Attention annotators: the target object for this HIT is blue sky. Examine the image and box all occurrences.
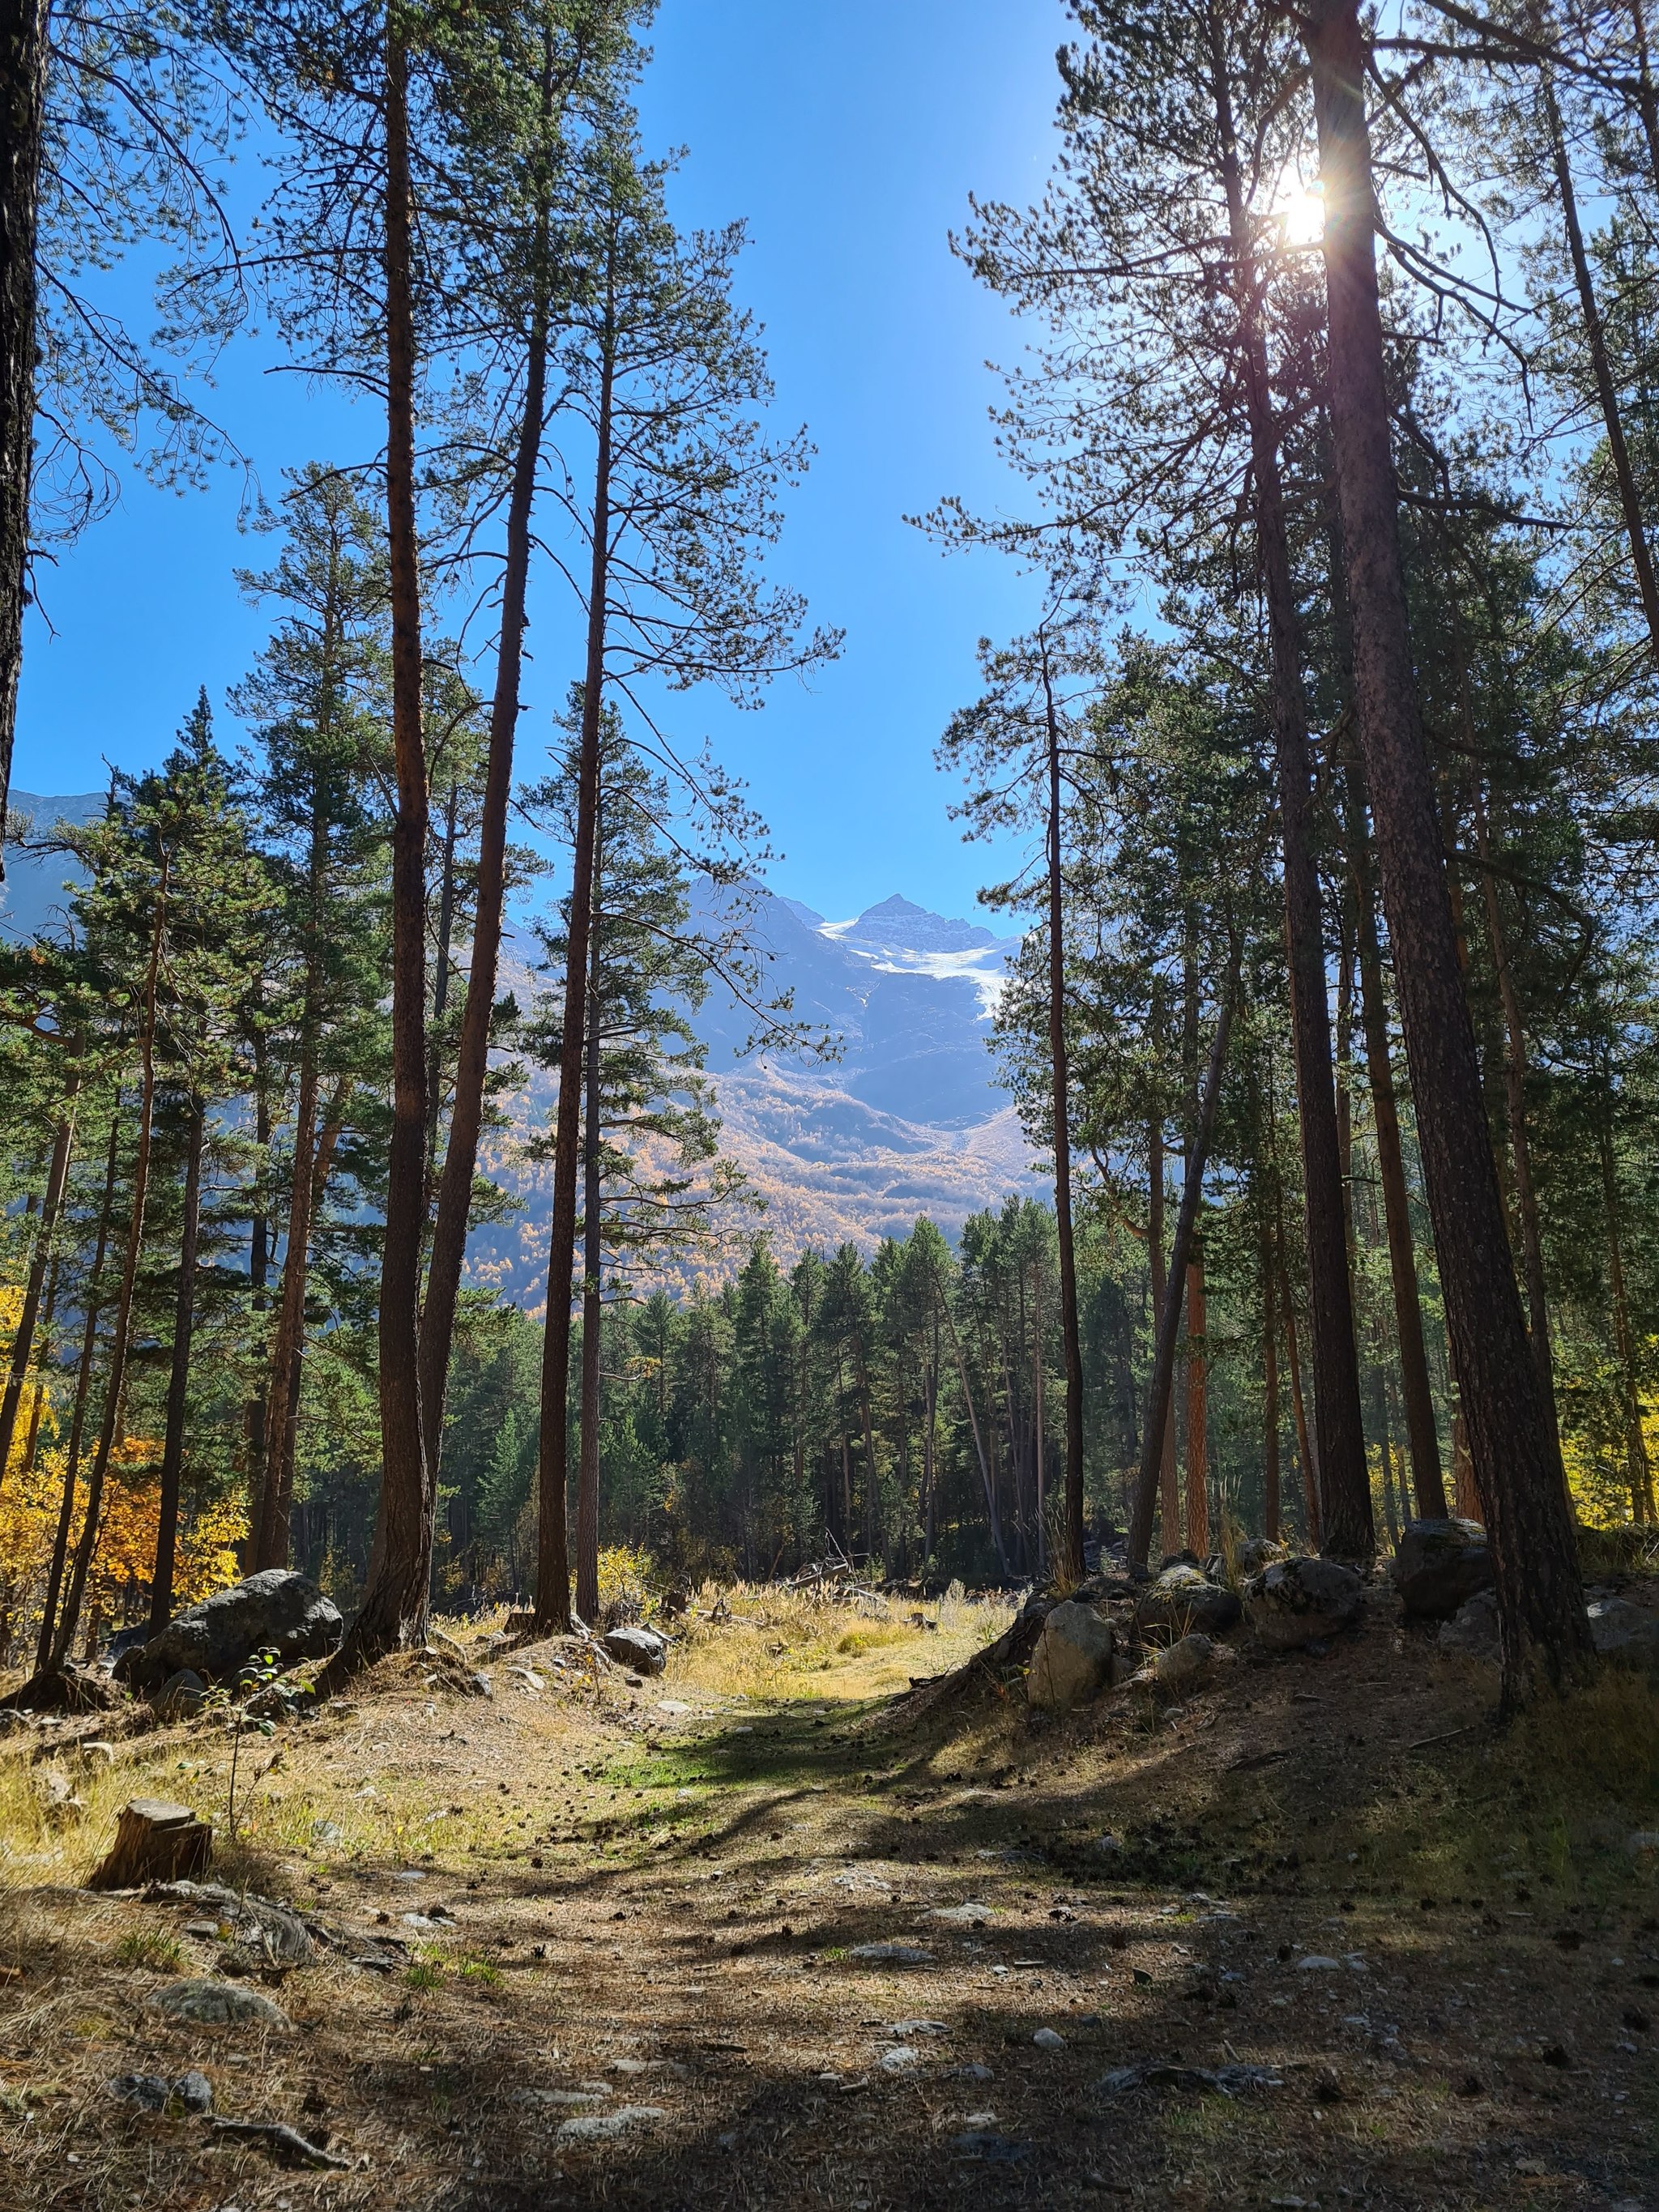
[15,0,1068,925]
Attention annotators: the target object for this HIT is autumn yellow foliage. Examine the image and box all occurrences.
[0,1289,245,1644]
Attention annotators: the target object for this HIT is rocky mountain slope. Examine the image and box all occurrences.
[2,797,1044,1302]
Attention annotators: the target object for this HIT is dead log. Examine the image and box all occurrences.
[87,1798,212,1890]
[865,1609,1048,1735]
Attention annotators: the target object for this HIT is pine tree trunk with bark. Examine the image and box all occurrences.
[0,0,46,859]
[1128,964,1236,1571]
[535,333,616,1634]
[1346,770,1447,1517]
[1184,1250,1210,1557]
[46,863,168,1677]
[575,801,603,1627]
[148,1094,205,1628]
[1038,638,1085,1574]
[344,30,433,1665]
[36,1097,122,1673]
[1210,21,1371,1560]
[0,1074,79,1488]
[419,213,552,1479]
[1305,0,1593,1701]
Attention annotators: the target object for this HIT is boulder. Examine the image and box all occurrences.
[602,1625,667,1677]
[118,1572,342,1694]
[1391,1519,1493,1619]
[1589,1596,1659,1679]
[1437,1591,1659,1677]
[1026,1600,1115,1712]
[1438,1588,1499,1664]
[1243,1557,1363,1651]
[145,1979,289,2031]
[1154,1633,1214,1698]
[1232,1536,1286,1579]
[152,1669,207,1721]
[1136,1565,1241,1639]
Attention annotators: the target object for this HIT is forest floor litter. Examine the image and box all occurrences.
[0,1577,1655,2210]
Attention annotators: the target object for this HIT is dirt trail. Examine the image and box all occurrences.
[0,1588,1655,2210]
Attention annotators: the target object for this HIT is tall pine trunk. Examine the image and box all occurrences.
[1260,1217,1281,1542]
[1038,640,1085,1572]
[1128,961,1236,1571]
[1346,768,1447,1516]
[575,799,603,1626]
[256,1053,318,1568]
[1471,778,1561,1462]
[1210,23,1371,1558]
[0,1071,79,1486]
[419,203,552,1477]
[36,1094,122,1673]
[535,328,616,1633]
[47,860,168,1676]
[1184,1250,1210,1556]
[1597,1083,1655,1523]
[345,29,433,1665]
[1148,1111,1180,1555]
[148,1093,205,1627]
[1306,0,1592,1699]
[0,0,46,857]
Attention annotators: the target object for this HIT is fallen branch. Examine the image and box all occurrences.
[207,2117,354,2169]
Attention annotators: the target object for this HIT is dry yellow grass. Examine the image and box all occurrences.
[667,1580,1013,1703]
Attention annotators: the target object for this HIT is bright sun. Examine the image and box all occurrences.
[1275,180,1325,247]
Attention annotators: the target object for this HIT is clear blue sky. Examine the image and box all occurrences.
[15,0,1067,924]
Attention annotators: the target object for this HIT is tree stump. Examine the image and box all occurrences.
[87,1799,212,1890]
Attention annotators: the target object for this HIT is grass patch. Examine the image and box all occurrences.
[112,1927,184,1972]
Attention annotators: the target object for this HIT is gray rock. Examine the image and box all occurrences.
[144,1978,290,2030]
[1098,2060,1283,2095]
[108,2072,171,2111]
[151,1669,207,1721]
[1032,2027,1065,2050]
[1154,1633,1214,1698]
[174,2069,213,2113]
[602,1626,667,1677]
[1136,1565,1241,1638]
[1026,1599,1115,1712]
[1391,1519,1492,1619]
[1232,1536,1286,1579]
[949,2132,1031,2163]
[849,1941,934,1965]
[1589,1597,1659,1677]
[1243,1557,1363,1650]
[1438,1588,1499,1664]
[881,2044,920,2071]
[119,1572,341,1694]
[557,2103,663,2141]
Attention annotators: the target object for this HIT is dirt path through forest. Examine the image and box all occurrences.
[1,1587,1656,2210]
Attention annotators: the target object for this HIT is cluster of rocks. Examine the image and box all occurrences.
[1024,1548,1371,1715]
[1022,1509,1658,1714]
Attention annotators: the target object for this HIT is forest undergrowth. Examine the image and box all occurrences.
[0,1578,1656,2211]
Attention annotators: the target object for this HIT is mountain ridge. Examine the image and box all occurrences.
[2,795,1044,1295]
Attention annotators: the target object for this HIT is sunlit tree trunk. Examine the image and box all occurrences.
[347,28,433,1665]
[1306,0,1592,1698]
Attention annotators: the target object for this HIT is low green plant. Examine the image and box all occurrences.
[113,1928,183,1972]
